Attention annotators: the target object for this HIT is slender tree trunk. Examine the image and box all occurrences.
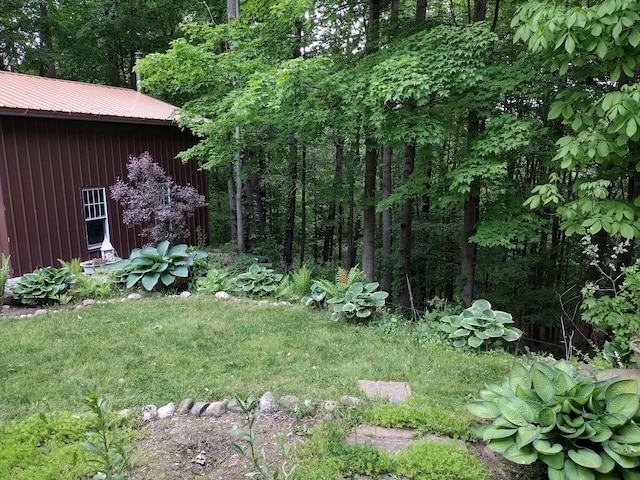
[461,182,480,307]
[323,141,343,263]
[300,148,307,265]
[397,143,415,307]
[283,137,298,271]
[39,2,56,78]
[235,128,244,253]
[249,171,265,236]
[381,145,393,294]
[362,145,377,281]
[460,0,488,307]
[415,0,426,23]
[227,162,237,244]
[243,176,256,249]
[347,177,357,269]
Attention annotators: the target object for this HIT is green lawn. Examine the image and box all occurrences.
[0,295,515,423]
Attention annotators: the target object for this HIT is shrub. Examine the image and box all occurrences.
[327,282,389,321]
[110,241,207,291]
[110,152,206,245]
[581,259,640,365]
[468,360,640,480]
[10,266,77,305]
[439,299,522,349]
[231,263,283,296]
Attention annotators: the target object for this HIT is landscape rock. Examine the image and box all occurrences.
[257,300,270,307]
[81,299,96,307]
[127,293,142,301]
[190,401,209,416]
[142,404,158,422]
[259,392,278,413]
[157,402,176,418]
[176,398,195,414]
[203,401,226,417]
[179,291,191,298]
[340,395,361,406]
[215,291,230,300]
[323,400,338,412]
[34,309,48,316]
[279,395,299,410]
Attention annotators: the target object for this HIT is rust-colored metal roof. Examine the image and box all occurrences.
[0,71,179,125]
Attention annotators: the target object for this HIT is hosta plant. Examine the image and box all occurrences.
[10,266,77,305]
[327,282,389,321]
[231,263,283,296]
[469,361,640,480]
[109,241,206,291]
[439,299,522,349]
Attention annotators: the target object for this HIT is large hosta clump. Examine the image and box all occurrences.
[468,361,640,480]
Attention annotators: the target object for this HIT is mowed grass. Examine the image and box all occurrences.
[0,295,515,422]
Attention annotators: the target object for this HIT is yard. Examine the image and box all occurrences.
[0,295,540,479]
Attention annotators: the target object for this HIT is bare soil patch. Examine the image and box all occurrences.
[134,411,546,480]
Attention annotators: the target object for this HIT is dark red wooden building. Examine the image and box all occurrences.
[0,71,208,276]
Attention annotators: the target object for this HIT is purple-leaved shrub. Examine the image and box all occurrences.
[111,152,206,245]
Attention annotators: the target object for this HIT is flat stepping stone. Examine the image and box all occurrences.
[357,380,411,403]
[596,369,640,394]
[346,425,414,453]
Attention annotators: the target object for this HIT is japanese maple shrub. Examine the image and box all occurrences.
[110,152,206,245]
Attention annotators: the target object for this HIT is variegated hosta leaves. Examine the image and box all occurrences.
[439,299,523,350]
[468,360,640,479]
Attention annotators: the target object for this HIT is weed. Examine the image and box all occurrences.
[81,385,136,480]
[228,393,296,479]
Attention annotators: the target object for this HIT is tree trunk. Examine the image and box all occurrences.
[249,171,265,236]
[347,176,357,269]
[460,0,488,307]
[300,148,307,265]
[243,176,256,249]
[227,162,237,244]
[323,141,343,263]
[362,145,378,282]
[235,127,244,253]
[283,137,298,271]
[361,0,382,281]
[397,143,415,307]
[381,145,393,294]
[461,184,480,307]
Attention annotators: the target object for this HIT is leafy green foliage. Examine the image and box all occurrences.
[296,421,393,479]
[581,259,640,364]
[231,263,284,296]
[359,397,474,440]
[439,299,523,349]
[395,440,492,480]
[81,386,136,480]
[277,264,315,302]
[301,283,328,308]
[515,0,640,239]
[70,273,119,301]
[327,282,389,322]
[469,361,640,479]
[0,254,10,305]
[0,411,94,479]
[110,241,207,291]
[10,266,77,305]
[196,268,231,294]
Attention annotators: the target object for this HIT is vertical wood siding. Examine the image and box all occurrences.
[0,116,208,276]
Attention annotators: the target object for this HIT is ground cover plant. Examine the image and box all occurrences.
[0,296,521,478]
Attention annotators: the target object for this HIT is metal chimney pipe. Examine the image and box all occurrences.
[134,51,143,92]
